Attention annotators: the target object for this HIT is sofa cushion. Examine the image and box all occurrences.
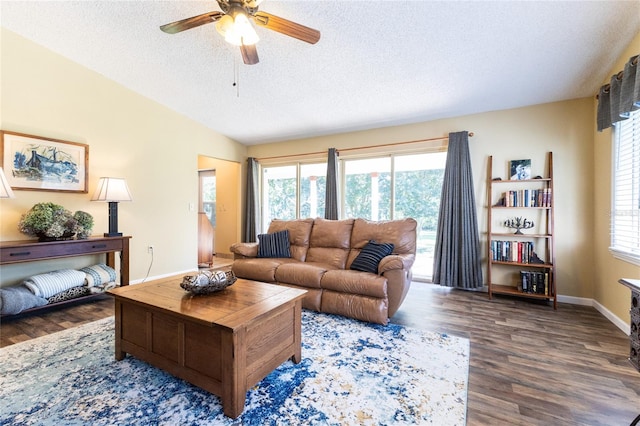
[348,218,417,268]
[321,270,388,298]
[349,240,394,274]
[257,230,291,258]
[232,257,297,283]
[306,218,354,269]
[275,262,330,289]
[268,218,314,261]
[321,291,388,325]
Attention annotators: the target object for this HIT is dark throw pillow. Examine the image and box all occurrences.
[257,230,291,258]
[350,240,395,274]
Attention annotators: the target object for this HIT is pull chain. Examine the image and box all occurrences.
[232,55,240,97]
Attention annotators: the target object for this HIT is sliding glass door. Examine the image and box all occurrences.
[260,151,446,281]
[393,153,447,280]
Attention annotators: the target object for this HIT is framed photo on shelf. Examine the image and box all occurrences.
[1,130,89,193]
[509,159,531,180]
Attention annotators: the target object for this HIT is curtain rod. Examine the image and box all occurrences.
[255,132,474,162]
[596,54,638,98]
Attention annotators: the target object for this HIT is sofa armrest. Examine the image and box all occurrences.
[230,242,259,259]
[378,254,415,274]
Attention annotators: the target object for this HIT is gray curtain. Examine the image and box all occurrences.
[324,148,339,220]
[243,157,259,242]
[432,131,483,289]
[597,54,639,131]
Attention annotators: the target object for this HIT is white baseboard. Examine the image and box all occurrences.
[129,269,196,285]
[592,299,630,336]
[556,294,592,306]
[557,294,630,336]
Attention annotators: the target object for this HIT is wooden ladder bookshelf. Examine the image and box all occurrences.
[486,152,557,309]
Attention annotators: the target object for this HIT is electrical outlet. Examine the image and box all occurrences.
[148,245,154,254]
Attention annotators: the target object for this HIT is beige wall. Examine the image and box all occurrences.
[249,98,596,299]
[593,32,640,326]
[0,29,246,285]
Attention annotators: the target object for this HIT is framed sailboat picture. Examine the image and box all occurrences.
[1,131,88,193]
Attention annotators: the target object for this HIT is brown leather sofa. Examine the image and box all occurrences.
[230,217,417,325]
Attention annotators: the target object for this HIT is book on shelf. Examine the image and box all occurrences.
[490,240,538,264]
[502,188,552,207]
[519,271,550,295]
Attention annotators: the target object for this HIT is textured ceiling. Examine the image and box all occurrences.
[1,1,639,145]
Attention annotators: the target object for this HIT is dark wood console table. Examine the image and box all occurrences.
[0,236,131,316]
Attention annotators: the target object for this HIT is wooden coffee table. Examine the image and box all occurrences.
[108,277,307,418]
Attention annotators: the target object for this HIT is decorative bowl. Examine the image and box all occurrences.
[180,270,237,295]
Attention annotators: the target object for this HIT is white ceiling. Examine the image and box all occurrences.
[1,1,639,145]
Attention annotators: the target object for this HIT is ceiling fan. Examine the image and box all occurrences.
[160,0,321,65]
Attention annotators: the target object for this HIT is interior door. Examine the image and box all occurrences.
[198,169,216,266]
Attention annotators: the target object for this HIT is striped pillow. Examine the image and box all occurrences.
[80,263,117,287]
[257,230,291,258]
[350,240,395,274]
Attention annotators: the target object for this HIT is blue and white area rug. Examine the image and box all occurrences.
[0,311,469,425]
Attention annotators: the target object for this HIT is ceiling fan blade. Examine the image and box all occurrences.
[241,44,259,65]
[160,11,224,34]
[253,11,320,44]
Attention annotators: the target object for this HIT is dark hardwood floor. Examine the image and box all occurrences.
[392,284,640,426]
[2,272,639,425]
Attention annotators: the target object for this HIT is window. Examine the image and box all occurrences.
[611,109,640,265]
[343,158,391,220]
[393,153,447,279]
[262,165,296,231]
[262,163,327,230]
[300,163,327,219]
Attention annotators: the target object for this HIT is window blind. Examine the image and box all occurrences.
[611,109,640,265]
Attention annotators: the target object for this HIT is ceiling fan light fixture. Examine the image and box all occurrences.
[232,13,260,46]
[216,10,259,46]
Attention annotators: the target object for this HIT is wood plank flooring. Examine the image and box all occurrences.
[2,271,639,425]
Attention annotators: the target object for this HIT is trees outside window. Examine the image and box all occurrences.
[344,158,391,220]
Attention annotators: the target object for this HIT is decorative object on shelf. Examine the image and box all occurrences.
[73,211,94,239]
[1,130,89,193]
[529,252,545,264]
[91,177,132,237]
[0,167,16,198]
[509,159,531,180]
[504,217,534,234]
[180,270,237,294]
[18,202,94,241]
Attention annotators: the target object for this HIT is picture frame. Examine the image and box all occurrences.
[509,159,531,180]
[1,130,89,193]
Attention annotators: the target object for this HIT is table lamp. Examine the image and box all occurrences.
[91,177,132,237]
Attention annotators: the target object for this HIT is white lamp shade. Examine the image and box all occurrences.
[0,167,16,199]
[91,177,132,202]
